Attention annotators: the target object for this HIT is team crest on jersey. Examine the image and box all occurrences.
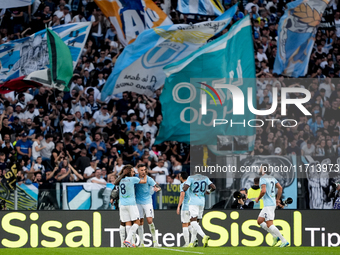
[142,41,188,69]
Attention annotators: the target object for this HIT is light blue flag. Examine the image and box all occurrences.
[155,16,256,153]
[177,0,224,16]
[101,4,238,100]
[0,23,91,82]
[2,0,32,8]
[274,0,330,77]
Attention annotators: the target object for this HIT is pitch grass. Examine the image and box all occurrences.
[2,247,340,255]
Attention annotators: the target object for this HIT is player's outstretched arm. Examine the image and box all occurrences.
[275,182,283,205]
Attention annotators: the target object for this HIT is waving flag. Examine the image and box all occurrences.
[155,16,256,152]
[2,0,32,8]
[94,0,172,46]
[0,23,91,83]
[177,0,224,16]
[25,28,73,91]
[274,0,330,77]
[101,4,238,100]
[0,76,41,94]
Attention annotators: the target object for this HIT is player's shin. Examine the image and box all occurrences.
[183,227,189,246]
[148,223,157,241]
[191,221,205,238]
[190,225,197,243]
[269,225,287,243]
[119,225,126,247]
[126,225,131,238]
[138,226,144,245]
[260,222,271,234]
[126,223,139,243]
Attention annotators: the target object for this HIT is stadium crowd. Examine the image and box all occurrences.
[0,0,340,190]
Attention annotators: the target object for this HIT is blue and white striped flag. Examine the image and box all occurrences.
[177,0,224,16]
[0,23,91,82]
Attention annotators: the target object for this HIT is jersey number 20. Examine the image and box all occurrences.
[193,181,206,193]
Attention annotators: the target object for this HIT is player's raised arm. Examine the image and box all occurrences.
[114,166,131,185]
[275,182,282,205]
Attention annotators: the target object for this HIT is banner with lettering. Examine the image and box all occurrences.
[101,4,238,99]
[94,0,172,46]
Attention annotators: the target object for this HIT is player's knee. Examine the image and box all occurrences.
[139,219,144,225]
[146,217,153,224]
[257,218,263,225]
[190,217,198,222]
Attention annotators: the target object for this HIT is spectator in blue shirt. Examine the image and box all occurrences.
[89,133,107,160]
[16,133,32,160]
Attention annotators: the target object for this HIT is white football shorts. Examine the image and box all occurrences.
[189,205,204,219]
[137,203,154,218]
[181,210,190,223]
[120,205,140,223]
[258,206,276,221]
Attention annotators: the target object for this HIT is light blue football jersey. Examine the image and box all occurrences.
[185,174,212,206]
[119,176,140,206]
[135,175,156,205]
[180,183,190,211]
[259,174,278,207]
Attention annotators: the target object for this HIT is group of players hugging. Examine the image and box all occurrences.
[111,163,289,248]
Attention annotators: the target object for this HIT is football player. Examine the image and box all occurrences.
[183,173,215,248]
[135,163,161,247]
[255,164,289,247]
[113,165,147,248]
[177,171,194,247]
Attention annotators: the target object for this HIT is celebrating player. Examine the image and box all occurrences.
[113,165,147,248]
[183,173,216,248]
[255,164,289,247]
[177,171,194,247]
[135,163,162,247]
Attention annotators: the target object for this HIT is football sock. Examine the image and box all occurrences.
[126,225,131,240]
[190,225,197,243]
[132,233,136,245]
[126,224,139,243]
[191,221,205,238]
[149,223,157,242]
[260,222,272,233]
[138,226,144,245]
[269,225,287,243]
[183,227,189,245]
[119,225,126,246]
